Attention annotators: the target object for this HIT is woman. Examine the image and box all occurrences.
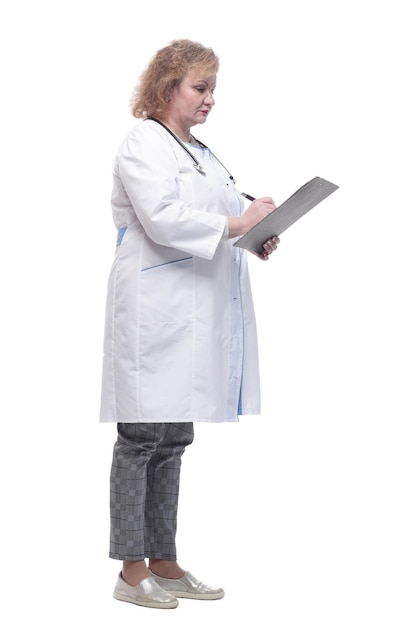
[99,39,279,610]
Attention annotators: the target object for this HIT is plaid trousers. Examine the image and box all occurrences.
[109,422,194,561]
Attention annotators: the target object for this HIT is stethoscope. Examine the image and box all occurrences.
[147,117,236,183]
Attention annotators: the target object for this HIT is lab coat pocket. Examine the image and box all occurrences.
[139,257,193,326]
[139,257,194,417]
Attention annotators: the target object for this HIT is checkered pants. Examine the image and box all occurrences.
[109,422,194,561]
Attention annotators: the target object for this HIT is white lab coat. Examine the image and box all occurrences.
[99,119,261,423]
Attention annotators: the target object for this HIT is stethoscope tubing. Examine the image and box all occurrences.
[147,117,236,182]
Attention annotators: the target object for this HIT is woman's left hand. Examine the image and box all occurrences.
[251,236,280,260]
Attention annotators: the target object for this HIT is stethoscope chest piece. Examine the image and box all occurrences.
[194,163,206,174]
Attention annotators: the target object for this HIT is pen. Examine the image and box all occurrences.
[241,192,256,201]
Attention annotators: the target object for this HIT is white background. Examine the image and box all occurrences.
[1,1,416,624]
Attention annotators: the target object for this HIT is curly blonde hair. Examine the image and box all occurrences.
[130,39,219,119]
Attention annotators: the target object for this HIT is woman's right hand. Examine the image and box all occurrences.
[242,197,276,231]
[228,197,276,238]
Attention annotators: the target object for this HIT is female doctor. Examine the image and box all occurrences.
[100,39,279,610]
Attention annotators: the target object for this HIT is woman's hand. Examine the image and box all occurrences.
[251,236,280,261]
[228,197,276,238]
[241,197,276,231]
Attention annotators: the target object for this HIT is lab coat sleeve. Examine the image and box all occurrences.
[115,125,227,260]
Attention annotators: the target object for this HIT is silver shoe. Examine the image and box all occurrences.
[113,572,179,609]
[151,570,225,600]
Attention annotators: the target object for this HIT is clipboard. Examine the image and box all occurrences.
[233,176,339,254]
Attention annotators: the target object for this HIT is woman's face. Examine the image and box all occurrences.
[165,68,216,137]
